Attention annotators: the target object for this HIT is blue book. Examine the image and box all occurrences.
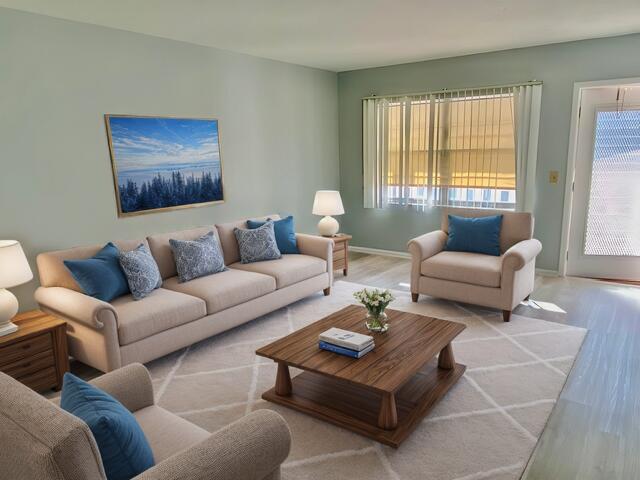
[319,340,374,358]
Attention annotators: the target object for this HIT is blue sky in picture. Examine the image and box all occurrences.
[109,116,221,185]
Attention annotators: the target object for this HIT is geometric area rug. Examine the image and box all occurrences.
[144,281,587,480]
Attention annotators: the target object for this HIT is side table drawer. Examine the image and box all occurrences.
[3,349,56,379]
[0,334,52,367]
[333,247,346,262]
[18,367,59,392]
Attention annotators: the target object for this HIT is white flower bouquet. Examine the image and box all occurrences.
[353,288,395,332]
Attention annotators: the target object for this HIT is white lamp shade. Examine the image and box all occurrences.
[0,241,33,288]
[312,190,345,216]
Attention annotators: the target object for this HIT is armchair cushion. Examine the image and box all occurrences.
[60,373,155,480]
[134,406,209,463]
[421,251,503,288]
[445,214,503,256]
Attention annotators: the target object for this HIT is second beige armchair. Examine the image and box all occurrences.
[408,209,542,322]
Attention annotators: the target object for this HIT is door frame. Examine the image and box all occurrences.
[559,76,640,276]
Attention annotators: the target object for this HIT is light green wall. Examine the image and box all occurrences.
[338,34,640,271]
[0,8,338,310]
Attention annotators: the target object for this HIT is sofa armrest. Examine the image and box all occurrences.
[134,410,291,480]
[502,239,542,272]
[407,231,447,261]
[89,363,155,412]
[296,233,333,260]
[35,286,118,330]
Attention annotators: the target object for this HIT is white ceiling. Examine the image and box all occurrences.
[2,0,640,71]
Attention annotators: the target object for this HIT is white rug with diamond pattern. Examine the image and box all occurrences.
[144,281,586,480]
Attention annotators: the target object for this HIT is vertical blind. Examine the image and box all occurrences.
[363,83,542,211]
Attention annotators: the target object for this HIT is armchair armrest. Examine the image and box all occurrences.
[90,363,154,412]
[407,230,447,261]
[135,410,291,480]
[35,286,118,330]
[502,239,542,272]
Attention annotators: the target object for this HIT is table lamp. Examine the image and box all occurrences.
[312,190,345,237]
[0,240,33,336]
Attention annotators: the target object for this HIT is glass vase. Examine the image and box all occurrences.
[365,311,389,333]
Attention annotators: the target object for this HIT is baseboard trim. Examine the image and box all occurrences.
[535,269,560,277]
[350,245,411,259]
[351,245,561,277]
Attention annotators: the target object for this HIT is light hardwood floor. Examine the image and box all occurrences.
[345,252,640,480]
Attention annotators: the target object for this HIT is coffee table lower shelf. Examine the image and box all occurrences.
[262,361,466,448]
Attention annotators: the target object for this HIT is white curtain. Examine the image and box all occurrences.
[362,98,377,208]
[513,84,543,212]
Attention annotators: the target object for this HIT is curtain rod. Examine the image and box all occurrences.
[361,80,542,101]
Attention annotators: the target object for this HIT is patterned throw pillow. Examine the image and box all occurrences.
[118,244,162,300]
[234,221,282,264]
[169,231,226,283]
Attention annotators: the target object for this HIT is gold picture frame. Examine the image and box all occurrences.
[105,114,225,217]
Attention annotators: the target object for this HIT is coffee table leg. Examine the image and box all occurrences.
[275,361,292,396]
[438,343,455,370]
[378,392,398,430]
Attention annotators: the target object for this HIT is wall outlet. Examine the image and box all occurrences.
[549,170,559,184]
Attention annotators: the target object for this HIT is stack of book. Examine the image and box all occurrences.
[318,327,374,358]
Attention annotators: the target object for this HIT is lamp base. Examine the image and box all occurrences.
[317,216,340,237]
[0,288,19,337]
[0,322,18,337]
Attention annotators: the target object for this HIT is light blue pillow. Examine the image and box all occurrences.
[64,243,130,302]
[246,216,299,254]
[445,214,503,256]
[234,221,281,264]
[118,244,162,300]
[169,231,226,283]
[60,373,155,480]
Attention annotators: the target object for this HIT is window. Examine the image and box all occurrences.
[362,84,542,211]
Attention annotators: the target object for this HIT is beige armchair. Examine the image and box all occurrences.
[408,209,542,322]
[0,363,291,480]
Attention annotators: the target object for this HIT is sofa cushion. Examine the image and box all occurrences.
[234,221,282,264]
[119,244,163,300]
[63,242,130,302]
[215,214,280,266]
[445,214,503,257]
[147,226,216,279]
[169,231,226,282]
[112,288,206,345]
[247,215,299,254]
[37,239,147,292]
[163,269,276,314]
[230,254,327,289]
[60,373,155,480]
[134,405,209,463]
[421,251,503,288]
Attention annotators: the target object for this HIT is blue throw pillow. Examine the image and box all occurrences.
[445,214,503,256]
[60,373,155,480]
[246,216,299,254]
[64,243,130,302]
[118,244,162,300]
[169,231,227,283]
[234,221,282,264]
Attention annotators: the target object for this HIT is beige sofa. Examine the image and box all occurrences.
[36,215,333,372]
[408,209,542,322]
[0,363,291,480]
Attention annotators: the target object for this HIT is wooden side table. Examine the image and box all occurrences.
[0,310,69,392]
[330,233,352,276]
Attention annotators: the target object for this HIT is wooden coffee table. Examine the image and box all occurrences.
[256,305,466,447]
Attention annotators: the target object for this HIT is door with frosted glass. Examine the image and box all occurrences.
[567,86,640,280]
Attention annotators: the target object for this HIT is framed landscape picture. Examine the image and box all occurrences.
[105,115,224,217]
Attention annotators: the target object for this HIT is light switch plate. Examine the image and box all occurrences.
[549,170,559,184]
